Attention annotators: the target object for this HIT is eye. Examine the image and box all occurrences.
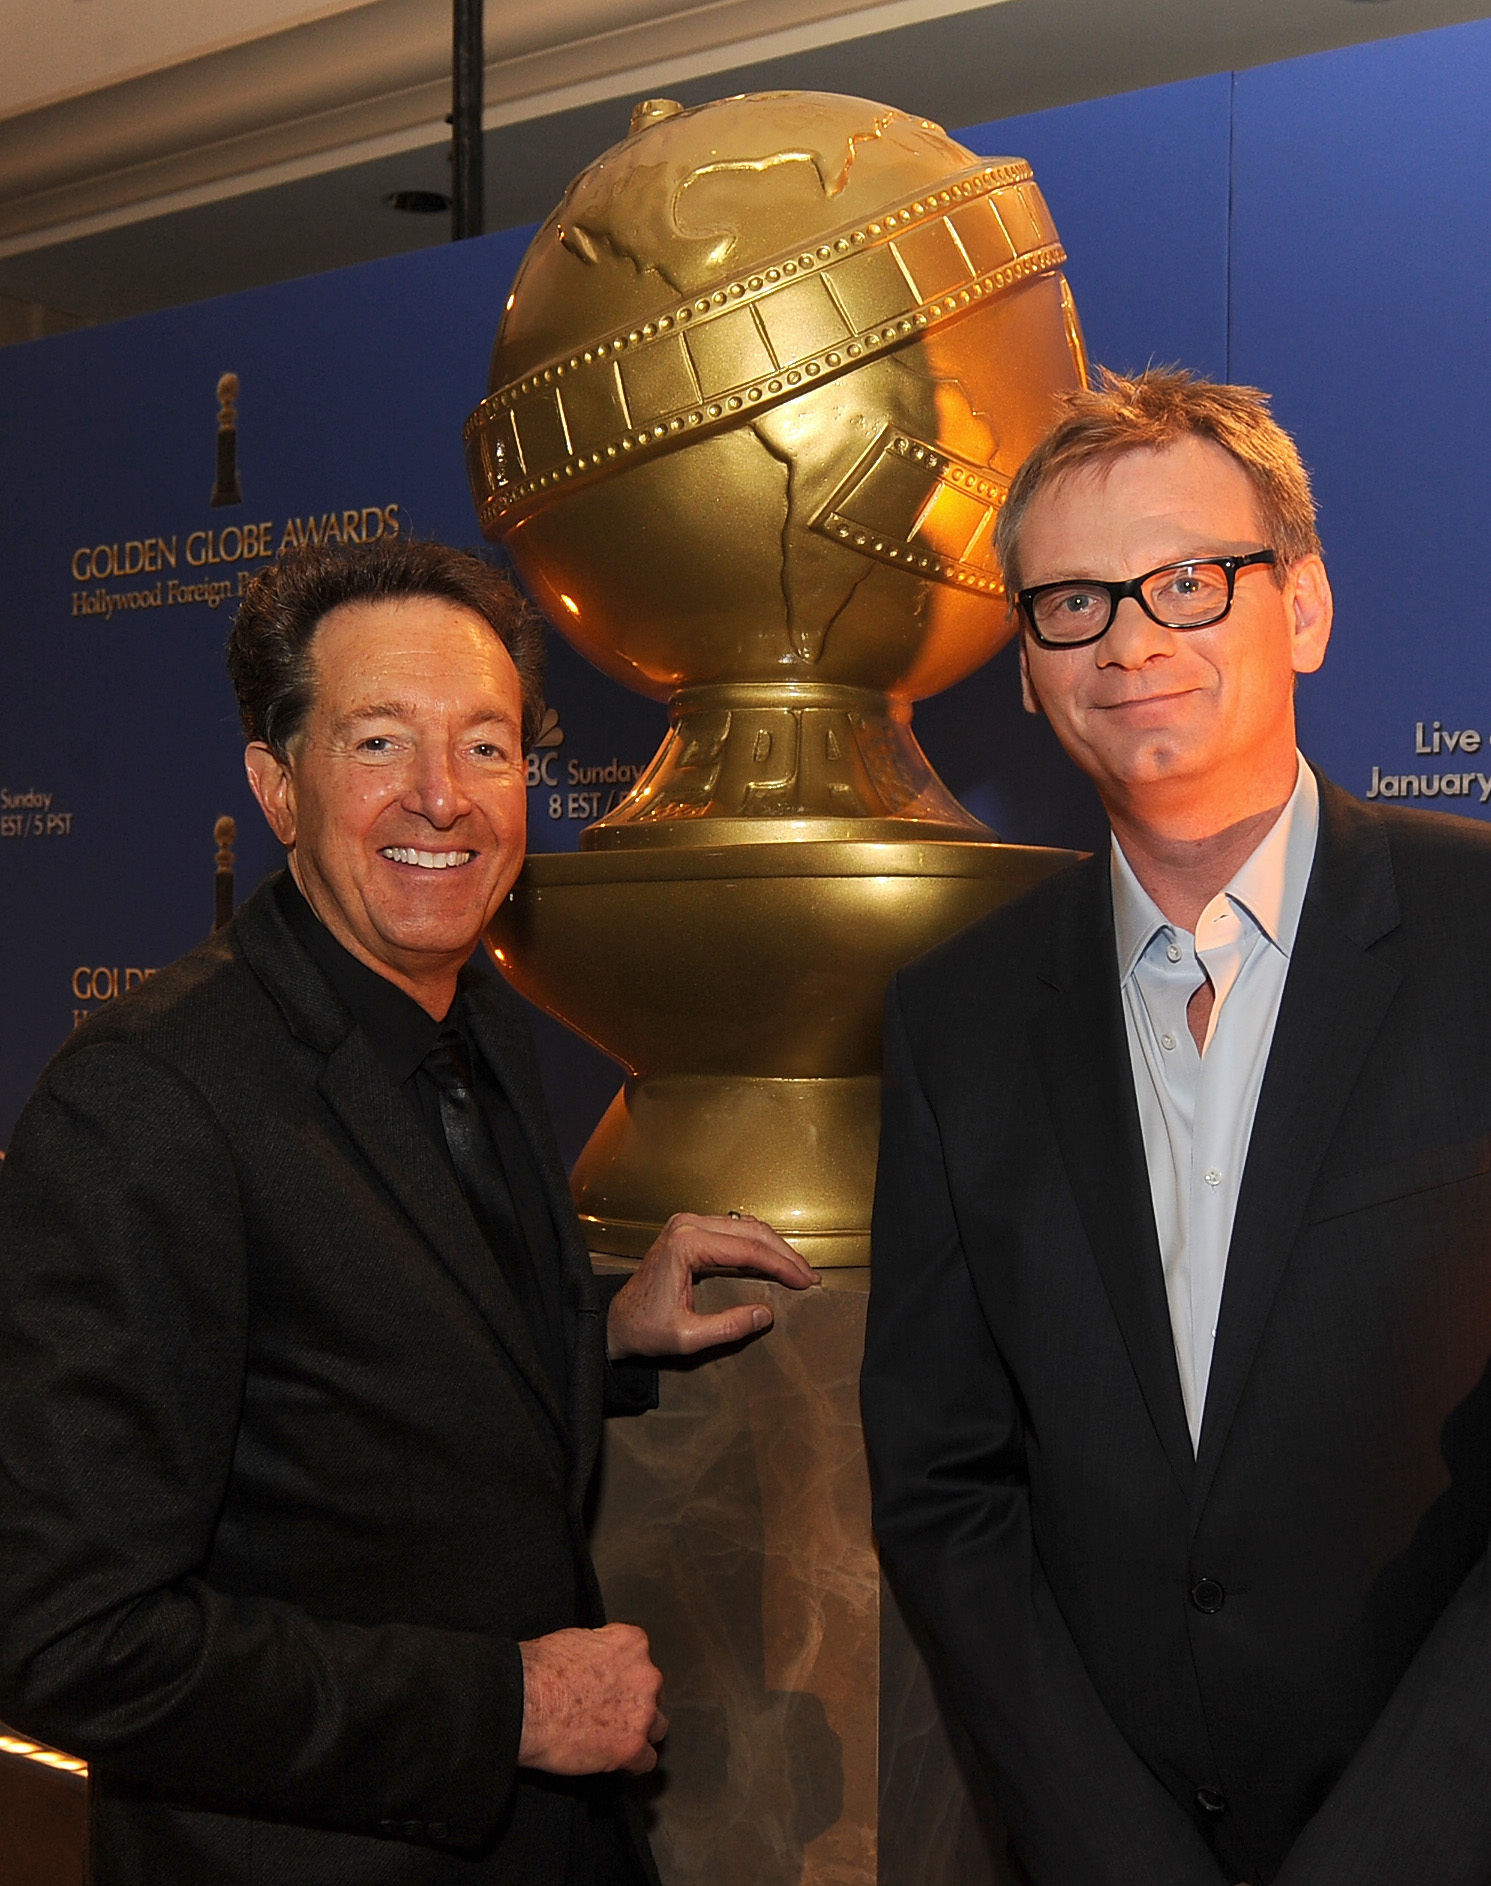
[1031,585,1106,634]
[1148,562,1229,619]
[357,735,393,753]
[1046,589,1100,618]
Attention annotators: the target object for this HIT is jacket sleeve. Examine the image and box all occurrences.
[0,1041,522,1850]
[1273,1550,1491,1884]
[861,980,1228,1886]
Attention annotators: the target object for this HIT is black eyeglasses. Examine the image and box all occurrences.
[1017,549,1279,649]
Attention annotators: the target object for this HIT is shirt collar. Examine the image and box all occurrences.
[1110,754,1320,980]
[274,869,444,1086]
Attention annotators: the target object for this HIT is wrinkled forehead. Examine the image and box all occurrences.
[312,595,516,677]
[302,596,523,728]
[1026,438,1266,551]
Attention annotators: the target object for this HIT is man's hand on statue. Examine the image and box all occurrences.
[605,1211,820,1360]
[517,1624,667,1775]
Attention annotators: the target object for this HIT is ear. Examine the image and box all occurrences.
[1286,555,1333,676]
[1017,632,1045,717]
[244,742,297,848]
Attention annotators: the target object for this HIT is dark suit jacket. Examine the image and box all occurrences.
[862,775,1491,1886]
[0,873,657,1886]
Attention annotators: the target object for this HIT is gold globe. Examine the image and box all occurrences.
[467,90,1086,846]
[470,92,1084,1261]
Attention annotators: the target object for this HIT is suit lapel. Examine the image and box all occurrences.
[462,968,608,1506]
[1035,855,1197,1496]
[316,1035,571,1447]
[231,877,572,1454]
[1193,778,1403,1507]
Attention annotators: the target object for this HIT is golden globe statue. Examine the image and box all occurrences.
[468,91,1085,1262]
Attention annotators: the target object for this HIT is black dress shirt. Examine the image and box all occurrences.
[274,872,569,1398]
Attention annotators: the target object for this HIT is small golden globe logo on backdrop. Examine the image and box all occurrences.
[211,373,243,509]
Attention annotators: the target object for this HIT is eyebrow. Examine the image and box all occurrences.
[1026,543,1266,585]
[336,702,414,729]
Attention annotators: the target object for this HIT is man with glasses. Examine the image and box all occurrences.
[862,368,1491,1885]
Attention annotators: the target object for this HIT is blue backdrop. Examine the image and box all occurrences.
[3,19,1488,1153]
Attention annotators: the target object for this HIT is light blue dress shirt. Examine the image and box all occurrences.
[1111,757,1320,1449]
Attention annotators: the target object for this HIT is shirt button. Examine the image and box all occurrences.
[1166,944,1182,963]
[1204,1168,1222,1187]
[1190,1577,1226,1613]
[1160,1033,1176,1051]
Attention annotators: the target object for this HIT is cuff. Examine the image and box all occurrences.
[602,1353,659,1417]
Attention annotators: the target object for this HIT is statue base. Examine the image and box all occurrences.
[590,1272,1012,1886]
[575,1075,880,1263]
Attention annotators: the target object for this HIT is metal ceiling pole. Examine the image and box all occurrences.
[451,0,484,241]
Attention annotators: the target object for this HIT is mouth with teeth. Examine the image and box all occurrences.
[379,847,477,870]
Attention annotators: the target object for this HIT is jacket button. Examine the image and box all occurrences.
[428,1822,448,1841]
[1196,1786,1227,1817]
[1190,1577,1225,1613]
[378,1820,398,1836]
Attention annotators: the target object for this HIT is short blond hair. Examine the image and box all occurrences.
[995,366,1321,595]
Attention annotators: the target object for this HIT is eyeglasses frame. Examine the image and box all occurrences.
[1016,548,1280,650]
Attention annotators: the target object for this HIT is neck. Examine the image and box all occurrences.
[383,970,459,1022]
[289,856,459,1020]
[1107,762,1300,934]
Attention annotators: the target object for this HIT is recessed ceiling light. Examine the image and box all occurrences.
[383,190,451,214]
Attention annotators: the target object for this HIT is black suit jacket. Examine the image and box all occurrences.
[862,776,1491,1886]
[0,873,656,1885]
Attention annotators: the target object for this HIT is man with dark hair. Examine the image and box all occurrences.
[0,537,815,1884]
[862,368,1491,1885]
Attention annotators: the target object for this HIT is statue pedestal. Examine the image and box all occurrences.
[589,1274,1010,1886]
[493,843,1077,1267]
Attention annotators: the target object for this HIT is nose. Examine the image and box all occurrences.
[1096,593,1174,669]
[401,742,469,827]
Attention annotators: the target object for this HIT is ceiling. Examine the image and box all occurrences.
[2,0,1487,336]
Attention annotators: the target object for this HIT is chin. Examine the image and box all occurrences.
[1123,725,1209,767]
[369,895,491,952]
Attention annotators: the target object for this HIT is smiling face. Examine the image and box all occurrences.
[244,595,528,1016]
[1016,435,1332,839]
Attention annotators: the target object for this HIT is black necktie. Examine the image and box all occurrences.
[421,1028,562,1390]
